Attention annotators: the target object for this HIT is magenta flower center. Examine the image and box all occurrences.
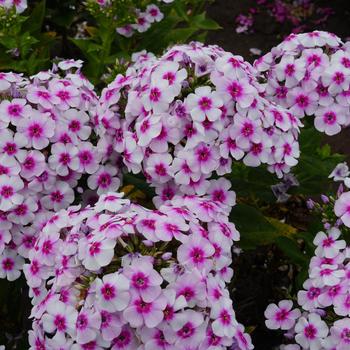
[190,247,205,263]
[304,324,317,339]
[132,272,149,289]
[50,190,64,203]
[178,322,195,338]
[8,104,22,116]
[199,97,212,111]
[89,241,101,256]
[149,88,161,102]
[1,186,13,198]
[228,82,243,98]
[323,112,336,125]
[54,315,66,331]
[101,283,116,300]
[2,258,14,271]
[28,123,43,138]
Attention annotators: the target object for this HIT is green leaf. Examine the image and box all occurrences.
[275,236,308,266]
[22,0,46,34]
[191,12,221,30]
[230,204,280,249]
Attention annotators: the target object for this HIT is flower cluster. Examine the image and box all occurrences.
[90,0,174,38]
[94,42,301,205]
[26,190,253,350]
[0,61,121,281]
[265,173,350,350]
[265,225,350,350]
[255,31,350,136]
[0,0,27,14]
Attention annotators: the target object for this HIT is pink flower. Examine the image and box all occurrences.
[78,235,116,270]
[0,249,24,281]
[186,86,223,122]
[123,293,166,328]
[75,308,101,344]
[123,258,163,302]
[48,143,79,176]
[168,310,206,347]
[0,175,24,211]
[329,318,350,350]
[87,165,120,194]
[177,234,214,271]
[0,98,31,126]
[314,105,346,135]
[18,111,55,149]
[295,313,328,350]
[265,300,301,330]
[95,273,130,312]
[41,300,77,336]
[211,297,238,337]
[313,228,346,258]
[41,181,74,211]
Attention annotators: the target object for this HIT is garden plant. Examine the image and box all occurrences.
[0,1,349,349]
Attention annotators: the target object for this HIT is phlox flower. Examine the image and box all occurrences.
[295,313,328,350]
[264,300,301,330]
[0,249,24,281]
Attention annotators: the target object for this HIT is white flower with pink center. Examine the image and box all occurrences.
[186,86,223,122]
[17,150,46,180]
[0,129,26,159]
[0,250,24,281]
[177,234,214,271]
[323,65,350,94]
[123,259,163,302]
[287,86,318,118]
[295,313,328,350]
[142,81,177,113]
[314,104,347,136]
[78,236,116,270]
[41,300,77,336]
[48,143,79,176]
[75,142,101,174]
[75,308,101,344]
[329,318,350,350]
[230,115,262,149]
[26,86,59,109]
[189,142,220,175]
[145,4,163,23]
[313,228,346,258]
[211,297,238,337]
[213,75,256,108]
[50,80,80,110]
[62,108,91,141]
[265,300,301,330]
[274,55,306,88]
[0,175,24,211]
[135,115,162,147]
[169,310,206,348]
[123,292,166,328]
[95,272,130,312]
[41,181,74,211]
[0,98,31,127]
[8,197,38,225]
[151,61,187,96]
[155,215,189,242]
[18,111,55,150]
[145,153,172,184]
[87,165,120,194]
